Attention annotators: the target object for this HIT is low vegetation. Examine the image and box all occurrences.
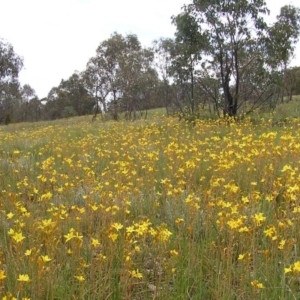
[1,108,300,299]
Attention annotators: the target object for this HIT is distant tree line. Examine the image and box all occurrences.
[1,0,300,124]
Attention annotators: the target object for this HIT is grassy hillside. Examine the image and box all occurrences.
[0,104,300,298]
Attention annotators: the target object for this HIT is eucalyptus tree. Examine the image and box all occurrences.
[84,32,158,120]
[153,36,206,116]
[136,50,160,116]
[0,81,21,123]
[44,73,94,120]
[15,84,42,122]
[266,5,300,71]
[19,84,37,121]
[25,97,42,122]
[171,12,207,115]
[153,38,176,114]
[43,87,63,120]
[0,38,23,122]
[266,5,300,103]
[83,32,131,119]
[117,45,158,119]
[59,73,94,116]
[0,39,23,84]
[284,66,300,101]
[110,33,143,119]
[173,0,300,117]
[84,51,115,118]
[84,60,109,118]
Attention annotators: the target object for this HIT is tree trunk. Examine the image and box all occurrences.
[190,68,194,114]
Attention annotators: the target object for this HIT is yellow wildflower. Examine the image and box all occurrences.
[293,261,300,272]
[278,240,286,250]
[91,238,100,247]
[108,233,118,242]
[170,249,179,256]
[252,213,266,226]
[251,280,264,289]
[112,223,123,231]
[12,232,26,243]
[129,269,143,279]
[17,274,30,282]
[6,212,14,219]
[40,255,52,263]
[0,270,6,280]
[74,275,85,282]
[24,249,32,256]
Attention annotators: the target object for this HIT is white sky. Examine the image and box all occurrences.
[0,0,299,99]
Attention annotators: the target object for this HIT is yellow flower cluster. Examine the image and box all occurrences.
[0,115,300,298]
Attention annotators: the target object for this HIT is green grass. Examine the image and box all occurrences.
[1,98,300,299]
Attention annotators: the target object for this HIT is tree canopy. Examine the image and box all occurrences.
[0,0,300,123]
[171,0,300,117]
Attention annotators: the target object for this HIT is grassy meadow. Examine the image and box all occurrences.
[1,108,300,299]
